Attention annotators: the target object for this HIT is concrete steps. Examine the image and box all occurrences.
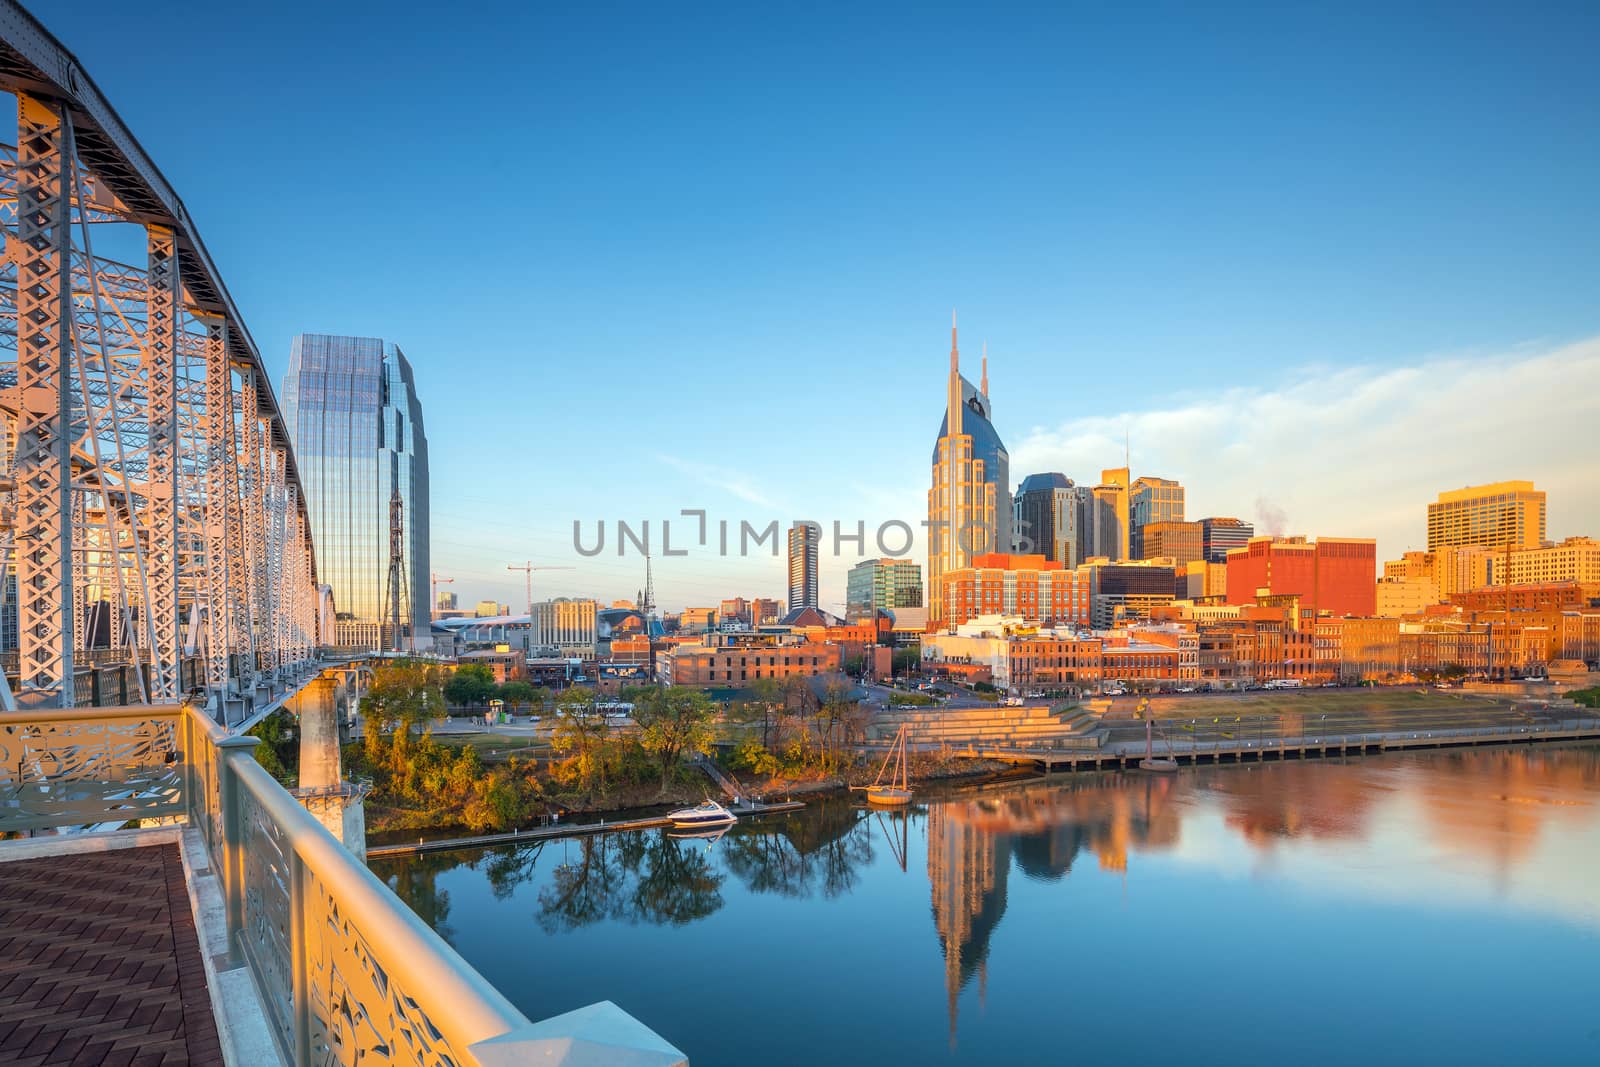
[867,703,1101,746]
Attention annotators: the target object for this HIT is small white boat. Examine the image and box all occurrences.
[666,800,737,829]
[1141,757,1179,773]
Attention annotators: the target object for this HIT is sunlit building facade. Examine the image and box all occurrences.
[1427,481,1546,552]
[930,322,1010,627]
[787,523,820,612]
[846,558,923,618]
[1130,476,1184,557]
[283,334,430,650]
[1490,537,1600,587]
[1225,536,1377,617]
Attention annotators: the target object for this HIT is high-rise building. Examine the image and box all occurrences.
[474,600,503,618]
[1427,481,1546,552]
[283,334,429,650]
[436,590,458,611]
[1130,476,1184,556]
[1225,536,1377,617]
[787,522,820,611]
[1089,468,1130,562]
[1014,473,1087,566]
[929,320,1010,626]
[531,598,598,657]
[846,558,924,618]
[1200,517,1254,563]
[1138,520,1203,564]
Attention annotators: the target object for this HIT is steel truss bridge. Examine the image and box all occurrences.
[0,2,327,712]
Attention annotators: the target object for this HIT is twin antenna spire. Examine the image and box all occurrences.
[949,309,990,396]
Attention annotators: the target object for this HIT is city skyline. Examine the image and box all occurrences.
[47,2,1600,612]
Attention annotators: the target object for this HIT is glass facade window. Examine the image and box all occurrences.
[283,334,430,650]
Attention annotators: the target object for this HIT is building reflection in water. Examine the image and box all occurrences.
[922,745,1600,1043]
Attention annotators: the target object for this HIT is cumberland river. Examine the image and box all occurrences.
[373,746,1600,1066]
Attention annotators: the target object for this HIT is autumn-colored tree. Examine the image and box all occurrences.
[632,685,717,793]
[360,659,445,765]
[551,686,610,793]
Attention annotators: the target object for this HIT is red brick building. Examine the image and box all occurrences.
[1225,536,1376,617]
[939,552,1091,629]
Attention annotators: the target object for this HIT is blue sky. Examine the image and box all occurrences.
[46,1,1600,612]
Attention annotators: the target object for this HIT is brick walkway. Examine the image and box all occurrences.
[0,844,224,1066]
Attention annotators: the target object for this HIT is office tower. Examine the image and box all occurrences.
[1138,520,1203,564]
[1090,468,1130,562]
[283,334,429,650]
[846,558,924,618]
[929,320,1010,626]
[1014,473,1088,567]
[1427,481,1546,551]
[787,522,820,611]
[437,590,458,611]
[1200,517,1254,563]
[1130,476,1184,557]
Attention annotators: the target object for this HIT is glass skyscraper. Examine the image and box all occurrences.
[283,334,430,650]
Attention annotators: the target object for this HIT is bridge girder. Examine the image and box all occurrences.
[0,4,322,709]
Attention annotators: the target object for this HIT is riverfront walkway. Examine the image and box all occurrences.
[941,717,1600,770]
[0,844,222,1066]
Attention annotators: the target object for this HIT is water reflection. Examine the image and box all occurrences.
[537,832,725,931]
[375,745,1600,1063]
[720,798,874,899]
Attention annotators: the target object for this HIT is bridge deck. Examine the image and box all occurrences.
[0,844,223,1066]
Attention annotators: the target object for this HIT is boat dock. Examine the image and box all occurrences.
[367,800,806,859]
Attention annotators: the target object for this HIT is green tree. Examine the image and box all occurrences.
[463,769,528,833]
[495,680,536,711]
[632,685,717,793]
[892,645,921,677]
[360,660,446,764]
[444,663,497,708]
[247,711,297,784]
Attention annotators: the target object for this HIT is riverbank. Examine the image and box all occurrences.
[365,750,1015,848]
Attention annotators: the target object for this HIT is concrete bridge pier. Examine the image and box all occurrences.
[289,673,367,863]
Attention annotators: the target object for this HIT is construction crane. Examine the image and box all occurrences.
[507,561,575,643]
[383,488,407,653]
[431,572,455,615]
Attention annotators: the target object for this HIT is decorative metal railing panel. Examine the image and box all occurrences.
[0,707,181,830]
[239,785,297,1058]
[304,866,465,1067]
[0,700,689,1066]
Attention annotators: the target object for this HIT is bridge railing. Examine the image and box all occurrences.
[3,702,687,1066]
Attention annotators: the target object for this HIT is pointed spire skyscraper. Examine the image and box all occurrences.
[929,317,1010,628]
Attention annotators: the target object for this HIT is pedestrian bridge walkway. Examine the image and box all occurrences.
[0,701,690,1066]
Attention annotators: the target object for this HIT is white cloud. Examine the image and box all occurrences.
[1010,337,1600,559]
[656,453,781,509]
